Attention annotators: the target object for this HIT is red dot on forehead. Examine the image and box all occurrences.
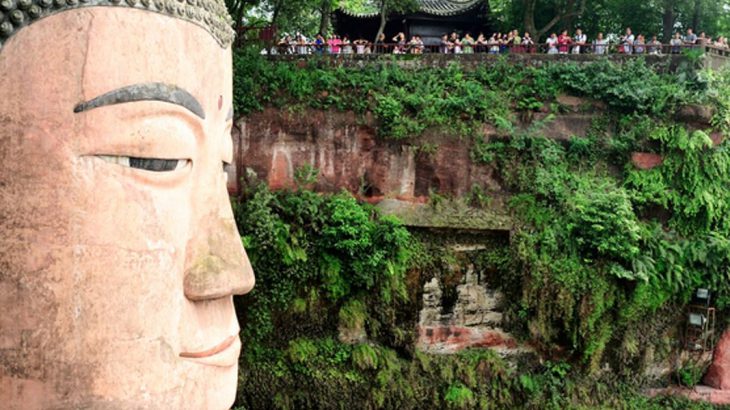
[218,95,223,110]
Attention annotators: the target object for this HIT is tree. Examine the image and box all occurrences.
[225,0,261,30]
[522,0,587,40]
[373,0,419,43]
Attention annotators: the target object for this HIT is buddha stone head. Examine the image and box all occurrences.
[0,0,254,408]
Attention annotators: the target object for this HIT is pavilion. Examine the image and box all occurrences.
[334,0,491,46]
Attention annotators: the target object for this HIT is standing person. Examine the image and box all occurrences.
[593,32,608,55]
[488,33,499,54]
[314,33,326,55]
[408,35,418,54]
[634,34,645,54]
[476,33,487,53]
[503,31,514,53]
[392,32,406,54]
[297,33,309,54]
[440,34,451,54]
[416,36,425,54]
[342,35,353,54]
[621,27,635,54]
[450,32,462,53]
[714,36,723,48]
[500,33,509,53]
[353,37,368,54]
[288,34,298,54]
[684,28,697,45]
[328,35,342,54]
[375,32,386,53]
[648,35,662,55]
[698,32,708,46]
[557,30,571,54]
[670,32,682,54]
[462,33,475,54]
[522,32,535,53]
[511,29,523,52]
[546,33,559,54]
[572,29,586,54]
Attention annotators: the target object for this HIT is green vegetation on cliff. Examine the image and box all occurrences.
[232,183,719,409]
[233,48,710,140]
[232,51,730,408]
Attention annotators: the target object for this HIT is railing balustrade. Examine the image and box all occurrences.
[264,42,730,58]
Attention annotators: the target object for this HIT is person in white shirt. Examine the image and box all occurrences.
[593,32,608,55]
[622,27,635,54]
[546,33,559,54]
[670,32,682,54]
[572,29,587,54]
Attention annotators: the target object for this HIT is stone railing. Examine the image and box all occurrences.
[265,45,730,72]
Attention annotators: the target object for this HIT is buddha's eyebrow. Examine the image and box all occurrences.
[73,83,205,120]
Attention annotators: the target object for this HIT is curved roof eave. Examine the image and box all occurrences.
[338,0,483,19]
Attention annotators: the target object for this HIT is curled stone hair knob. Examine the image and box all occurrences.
[27,4,40,17]
[0,21,13,36]
[0,0,234,48]
[0,0,14,12]
[9,9,24,24]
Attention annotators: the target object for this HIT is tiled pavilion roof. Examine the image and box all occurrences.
[340,0,483,18]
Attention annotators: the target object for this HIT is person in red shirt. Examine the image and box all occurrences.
[558,30,572,54]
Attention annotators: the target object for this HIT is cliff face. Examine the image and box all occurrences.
[234,108,476,201]
[231,105,605,203]
[230,101,729,375]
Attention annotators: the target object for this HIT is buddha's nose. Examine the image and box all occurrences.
[183,189,255,301]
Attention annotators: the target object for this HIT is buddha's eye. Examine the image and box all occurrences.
[98,155,190,172]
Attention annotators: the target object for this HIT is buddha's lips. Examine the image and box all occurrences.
[180,335,238,359]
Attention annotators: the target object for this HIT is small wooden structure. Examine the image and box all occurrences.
[685,288,716,352]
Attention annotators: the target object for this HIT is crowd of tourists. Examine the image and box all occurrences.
[272,27,729,55]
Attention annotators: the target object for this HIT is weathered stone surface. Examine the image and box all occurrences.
[631,152,664,170]
[235,108,618,201]
[704,328,730,390]
[556,94,587,112]
[710,131,725,147]
[676,104,716,125]
[236,109,503,201]
[268,53,706,74]
[519,113,596,140]
[647,385,730,405]
[416,263,526,355]
[0,9,253,409]
[376,199,511,231]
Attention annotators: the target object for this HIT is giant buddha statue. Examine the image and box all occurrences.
[0,0,254,408]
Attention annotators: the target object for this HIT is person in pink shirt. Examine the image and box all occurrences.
[328,35,342,54]
[558,30,572,54]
